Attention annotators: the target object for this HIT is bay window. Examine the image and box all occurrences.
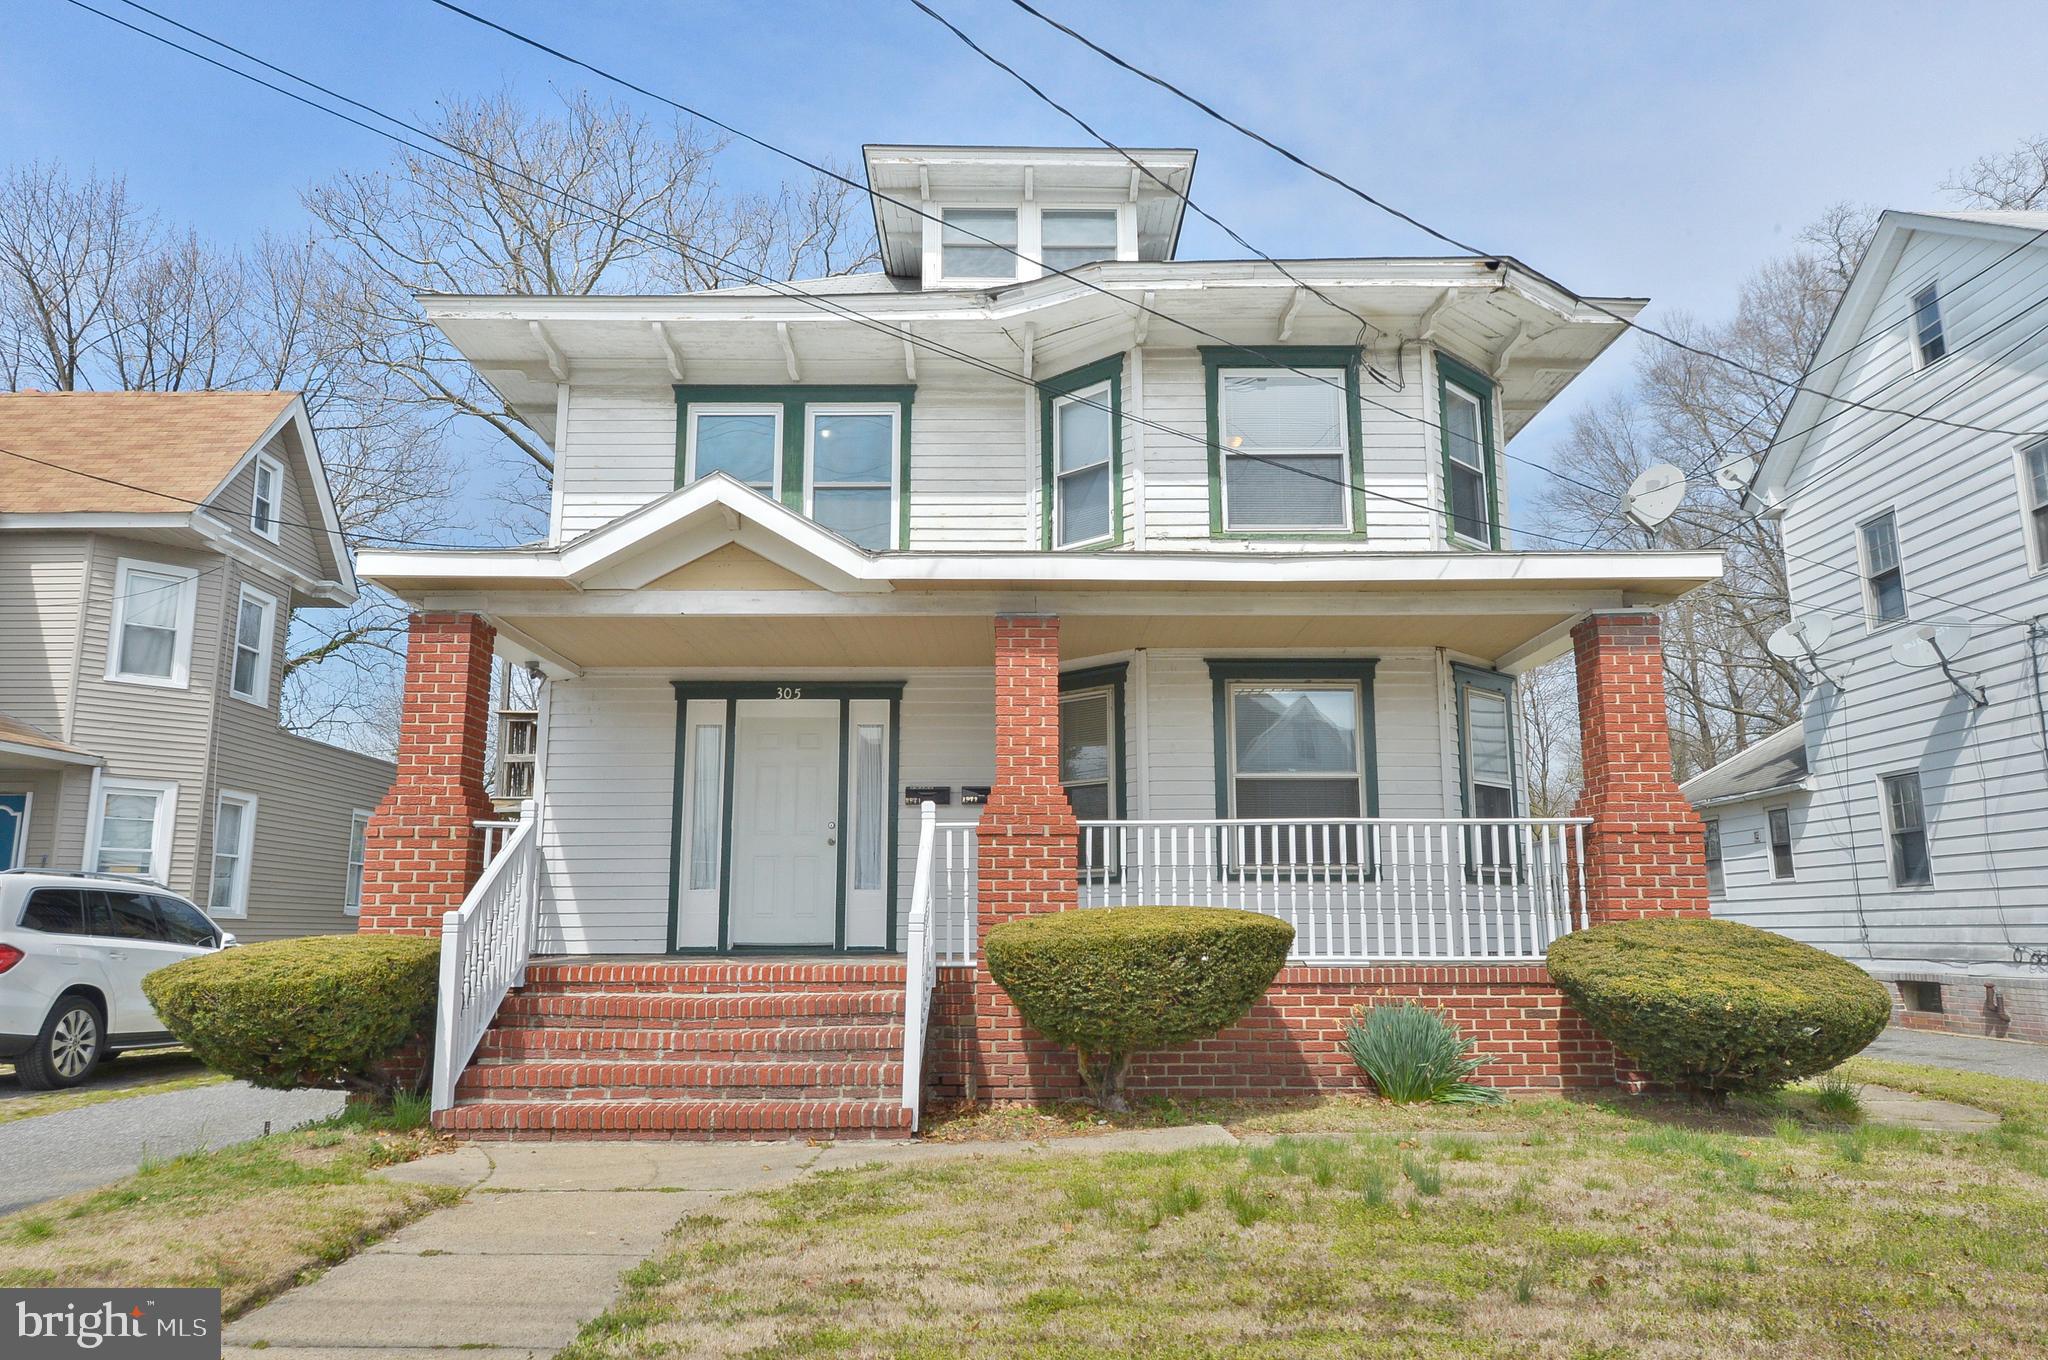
[1437,355,1498,548]
[209,791,257,918]
[230,585,277,705]
[1040,356,1123,549]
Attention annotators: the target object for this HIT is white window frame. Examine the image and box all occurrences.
[229,584,278,706]
[1703,817,1724,896]
[934,205,1023,285]
[683,403,784,500]
[1224,680,1368,818]
[1442,381,1492,548]
[2014,438,2048,575]
[1037,206,1123,274]
[1766,805,1796,882]
[1877,772,1934,889]
[803,403,901,550]
[250,452,285,542]
[924,202,1137,285]
[1909,281,1946,369]
[105,557,199,689]
[1052,380,1116,549]
[208,790,258,918]
[1855,507,1910,632]
[344,809,371,916]
[1216,367,1353,533]
[84,773,178,884]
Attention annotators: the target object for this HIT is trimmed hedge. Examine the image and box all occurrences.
[1546,918,1889,1096]
[143,935,440,1097]
[984,906,1294,1108]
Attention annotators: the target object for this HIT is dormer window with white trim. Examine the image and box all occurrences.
[251,452,284,541]
[1911,283,1946,367]
[1040,210,1118,272]
[940,208,1019,281]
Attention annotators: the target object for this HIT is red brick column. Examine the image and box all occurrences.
[969,614,1082,1101]
[358,612,498,935]
[1571,610,1710,924]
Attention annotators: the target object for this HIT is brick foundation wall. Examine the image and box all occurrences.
[358,612,497,936]
[1883,974,2048,1045]
[927,964,1616,1101]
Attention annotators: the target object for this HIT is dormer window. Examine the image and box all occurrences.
[1040,210,1118,272]
[250,452,283,542]
[941,208,1019,281]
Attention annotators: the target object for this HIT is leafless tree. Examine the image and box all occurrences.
[1517,662,1581,816]
[0,162,151,390]
[1943,133,2048,211]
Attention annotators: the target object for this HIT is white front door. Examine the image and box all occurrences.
[729,700,840,946]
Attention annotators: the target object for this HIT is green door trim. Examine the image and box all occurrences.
[666,680,907,956]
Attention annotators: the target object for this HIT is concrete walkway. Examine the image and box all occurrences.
[1865,1025,2048,1083]
[223,1126,1235,1359]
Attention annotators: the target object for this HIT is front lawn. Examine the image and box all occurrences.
[0,1100,454,1318]
[566,1066,2048,1359]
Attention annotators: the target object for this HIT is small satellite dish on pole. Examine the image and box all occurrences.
[1889,624,1987,706]
[1767,614,1842,688]
[1622,463,1688,535]
[1713,456,1758,493]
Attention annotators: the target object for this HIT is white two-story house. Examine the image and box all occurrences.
[354,144,1721,1139]
[0,391,395,938]
[1691,209,2048,1043]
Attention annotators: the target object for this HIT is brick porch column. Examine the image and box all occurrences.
[358,612,498,936]
[969,614,1081,1100]
[1571,611,1710,924]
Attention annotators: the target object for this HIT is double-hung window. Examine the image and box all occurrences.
[230,585,277,705]
[344,810,370,915]
[1438,357,1497,548]
[209,792,257,918]
[2018,438,2048,572]
[1703,818,1724,896]
[1039,209,1118,272]
[107,558,197,688]
[685,406,781,499]
[940,208,1018,281]
[88,777,176,882]
[1214,368,1351,531]
[1911,283,1946,367]
[1454,669,1517,876]
[1059,678,1120,877]
[1213,662,1373,871]
[807,406,898,550]
[1767,806,1796,880]
[1881,772,1932,886]
[1859,510,1908,627]
[250,453,283,541]
[1041,356,1122,549]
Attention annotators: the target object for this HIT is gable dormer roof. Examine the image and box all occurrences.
[863,144,1196,277]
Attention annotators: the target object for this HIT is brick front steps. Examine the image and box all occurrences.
[438,958,915,1141]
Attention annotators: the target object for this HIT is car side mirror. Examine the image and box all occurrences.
[218,932,237,949]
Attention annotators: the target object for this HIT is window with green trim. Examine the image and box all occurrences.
[1436,354,1499,548]
[1207,659,1378,872]
[1200,347,1365,539]
[1039,355,1123,550]
[1453,665,1518,880]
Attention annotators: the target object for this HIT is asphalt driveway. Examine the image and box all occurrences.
[1864,1025,2048,1083]
[0,1073,344,1214]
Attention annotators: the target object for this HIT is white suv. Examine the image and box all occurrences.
[0,870,235,1089]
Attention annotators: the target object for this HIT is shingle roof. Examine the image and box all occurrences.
[0,390,298,514]
[0,710,98,763]
[1680,724,1809,807]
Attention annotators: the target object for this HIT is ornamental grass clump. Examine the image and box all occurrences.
[1342,1003,1506,1105]
[984,906,1293,1110]
[1546,917,1890,1099]
[143,935,440,1099]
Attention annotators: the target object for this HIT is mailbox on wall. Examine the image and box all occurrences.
[960,786,991,806]
[904,786,952,806]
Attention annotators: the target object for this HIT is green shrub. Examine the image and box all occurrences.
[984,906,1293,1110]
[1546,918,1890,1098]
[1342,1003,1505,1105]
[143,935,439,1098]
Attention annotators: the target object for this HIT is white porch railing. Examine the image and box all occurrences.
[900,802,939,1130]
[475,818,520,865]
[931,822,979,966]
[432,800,541,1114]
[1076,817,1591,963]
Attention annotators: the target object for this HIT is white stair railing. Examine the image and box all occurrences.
[900,801,939,1130]
[432,799,540,1114]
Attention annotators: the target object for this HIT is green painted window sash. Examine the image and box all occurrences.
[1450,662,1519,884]
[1199,346,1366,540]
[1434,352,1501,551]
[1038,355,1125,551]
[673,385,916,549]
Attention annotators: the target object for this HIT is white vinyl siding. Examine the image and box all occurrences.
[106,558,198,688]
[209,791,258,917]
[230,585,277,704]
[1216,369,1349,531]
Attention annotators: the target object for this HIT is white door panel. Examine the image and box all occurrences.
[730,701,839,946]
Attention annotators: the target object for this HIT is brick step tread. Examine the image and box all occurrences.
[475,1025,904,1058]
[435,1098,915,1136]
[457,1060,902,1092]
[497,992,905,1023]
[521,960,906,992]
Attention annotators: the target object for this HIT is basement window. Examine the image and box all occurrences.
[1903,980,1945,1013]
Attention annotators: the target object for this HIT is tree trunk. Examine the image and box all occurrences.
[1075,1050,1131,1112]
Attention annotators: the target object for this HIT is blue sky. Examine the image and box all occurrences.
[7,0,2046,527]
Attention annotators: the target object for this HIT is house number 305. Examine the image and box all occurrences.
[775,686,803,700]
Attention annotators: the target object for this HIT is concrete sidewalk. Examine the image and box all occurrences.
[222,1125,1237,1360]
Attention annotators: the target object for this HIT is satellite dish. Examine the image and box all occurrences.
[1765,626,1804,661]
[1623,463,1689,533]
[1933,624,1970,660]
[1713,456,1758,493]
[1768,614,1842,687]
[1891,624,1988,706]
[1890,631,1941,670]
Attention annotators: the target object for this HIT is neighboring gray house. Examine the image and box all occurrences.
[1693,209,2048,1042]
[0,391,394,939]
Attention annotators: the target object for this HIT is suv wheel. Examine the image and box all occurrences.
[17,997,106,1090]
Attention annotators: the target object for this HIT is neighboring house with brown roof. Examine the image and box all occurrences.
[0,391,394,939]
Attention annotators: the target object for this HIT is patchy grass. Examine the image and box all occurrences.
[0,1099,452,1318]
[0,1050,227,1125]
[563,1064,2046,1359]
